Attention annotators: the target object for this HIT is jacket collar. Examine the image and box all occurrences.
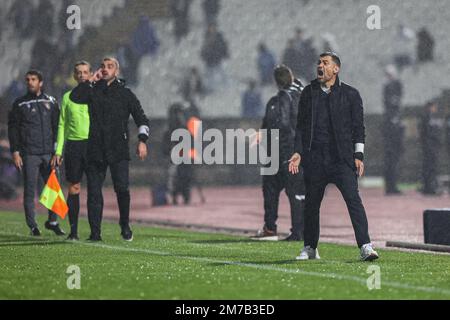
[25,91,45,99]
[311,75,341,91]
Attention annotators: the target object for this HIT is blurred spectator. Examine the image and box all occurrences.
[58,0,76,50]
[416,27,435,63]
[132,16,160,58]
[30,36,63,94]
[241,80,263,118]
[294,28,317,81]
[202,0,221,27]
[382,65,404,195]
[5,76,26,106]
[117,41,139,86]
[0,139,19,200]
[163,103,194,205]
[34,0,55,38]
[8,0,34,38]
[321,32,339,54]
[257,43,276,86]
[282,39,301,78]
[420,101,444,195]
[201,25,230,92]
[170,0,193,44]
[393,24,415,72]
[180,67,205,103]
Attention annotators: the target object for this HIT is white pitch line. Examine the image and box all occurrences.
[75,241,450,297]
[1,231,450,296]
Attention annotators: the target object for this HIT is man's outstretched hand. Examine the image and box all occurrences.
[136,142,148,161]
[288,153,301,174]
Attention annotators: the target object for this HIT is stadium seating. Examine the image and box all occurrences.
[135,0,450,117]
[0,0,126,93]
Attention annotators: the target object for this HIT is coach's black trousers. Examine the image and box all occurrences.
[86,159,130,236]
[303,145,371,249]
[262,166,305,237]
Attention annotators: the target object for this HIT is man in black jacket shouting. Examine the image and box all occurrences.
[70,57,150,241]
[289,52,378,261]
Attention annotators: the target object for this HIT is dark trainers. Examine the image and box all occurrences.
[87,234,102,242]
[121,225,133,242]
[66,233,79,241]
[44,221,66,236]
[283,233,303,241]
[30,227,41,236]
[251,226,278,241]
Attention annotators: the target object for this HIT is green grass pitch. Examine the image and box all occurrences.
[0,211,449,299]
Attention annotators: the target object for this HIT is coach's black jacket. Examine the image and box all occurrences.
[294,76,365,169]
[70,79,150,164]
[8,92,59,156]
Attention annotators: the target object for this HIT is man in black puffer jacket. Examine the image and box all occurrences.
[253,65,305,241]
[70,57,150,242]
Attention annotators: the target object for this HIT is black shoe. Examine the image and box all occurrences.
[283,233,303,241]
[251,226,278,240]
[121,225,133,242]
[30,227,41,236]
[66,233,79,241]
[87,234,102,242]
[45,221,66,236]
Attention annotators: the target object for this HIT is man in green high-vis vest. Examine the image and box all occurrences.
[51,61,92,240]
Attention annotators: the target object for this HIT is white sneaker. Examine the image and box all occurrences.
[296,246,320,260]
[360,243,379,261]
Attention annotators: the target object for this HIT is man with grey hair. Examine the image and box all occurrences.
[70,57,150,241]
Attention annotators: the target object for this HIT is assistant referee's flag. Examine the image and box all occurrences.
[39,169,68,219]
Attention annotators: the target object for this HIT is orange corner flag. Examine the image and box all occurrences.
[39,169,68,219]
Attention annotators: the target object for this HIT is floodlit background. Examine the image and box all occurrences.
[0,0,449,187]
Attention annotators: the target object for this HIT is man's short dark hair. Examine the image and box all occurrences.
[73,60,91,73]
[273,65,293,89]
[26,70,43,82]
[320,52,341,67]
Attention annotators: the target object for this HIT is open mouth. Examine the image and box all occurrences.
[317,69,324,77]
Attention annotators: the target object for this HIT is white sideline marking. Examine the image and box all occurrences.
[1,231,450,296]
[76,241,450,296]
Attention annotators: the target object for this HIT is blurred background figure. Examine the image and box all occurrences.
[8,0,35,39]
[420,101,444,195]
[170,0,193,44]
[132,16,160,58]
[257,42,276,86]
[0,136,19,200]
[383,65,404,195]
[416,27,435,64]
[180,66,205,103]
[200,24,229,92]
[163,103,199,205]
[202,0,221,28]
[393,24,416,72]
[321,32,339,54]
[241,80,263,119]
[282,39,301,78]
[294,28,317,82]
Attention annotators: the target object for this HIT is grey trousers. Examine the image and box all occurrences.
[22,154,58,229]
